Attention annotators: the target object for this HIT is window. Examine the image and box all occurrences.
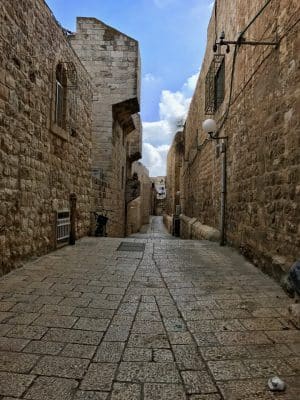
[121,166,125,188]
[205,55,225,114]
[214,58,225,110]
[51,62,78,140]
[55,63,67,128]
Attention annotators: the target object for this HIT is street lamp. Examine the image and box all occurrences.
[202,118,217,139]
[202,118,227,246]
[202,118,228,141]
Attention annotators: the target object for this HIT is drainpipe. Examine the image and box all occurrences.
[219,141,227,246]
[124,163,128,238]
[124,199,128,237]
[69,193,77,245]
[202,119,228,247]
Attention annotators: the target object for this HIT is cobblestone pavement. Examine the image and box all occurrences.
[0,217,299,399]
[130,215,173,239]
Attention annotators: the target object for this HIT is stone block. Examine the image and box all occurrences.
[117,362,181,383]
[80,363,117,391]
[32,355,90,379]
[143,383,186,400]
[0,351,39,373]
[111,383,141,400]
[289,303,300,329]
[181,370,217,394]
[0,372,35,397]
[24,376,78,400]
[94,341,125,362]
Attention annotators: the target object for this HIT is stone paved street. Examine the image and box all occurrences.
[0,217,299,399]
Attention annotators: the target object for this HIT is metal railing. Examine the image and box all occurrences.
[56,211,70,242]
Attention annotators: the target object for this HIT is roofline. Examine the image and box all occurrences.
[76,17,139,44]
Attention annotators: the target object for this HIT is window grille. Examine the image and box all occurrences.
[55,81,64,127]
[55,64,67,128]
[121,166,125,188]
[205,55,225,114]
[56,211,70,242]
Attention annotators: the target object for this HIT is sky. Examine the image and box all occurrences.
[45,0,214,176]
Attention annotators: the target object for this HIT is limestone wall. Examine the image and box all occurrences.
[181,0,300,279]
[166,148,175,218]
[131,161,152,227]
[109,120,127,237]
[152,176,167,200]
[166,131,184,217]
[126,197,142,235]
[0,0,93,274]
[90,176,113,236]
[70,17,141,237]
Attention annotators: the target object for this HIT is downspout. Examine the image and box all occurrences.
[124,162,128,237]
[215,0,274,245]
[220,141,227,246]
[124,199,128,237]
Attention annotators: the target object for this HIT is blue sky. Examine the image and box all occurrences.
[46,0,213,175]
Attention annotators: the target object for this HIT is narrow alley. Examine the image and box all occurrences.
[0,216,299,399]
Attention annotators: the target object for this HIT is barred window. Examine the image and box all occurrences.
[205,55,225,114]
[55,63,67,128]
[121,166,125,188]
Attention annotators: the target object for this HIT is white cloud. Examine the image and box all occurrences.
[141,70,199,176]
[159,90,191,128]
[143,120,171,144]
[142,143,170,177]
[144,73,160,83]
[182,72,199,94]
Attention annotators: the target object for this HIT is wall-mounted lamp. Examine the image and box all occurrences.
[202,118,227,246]
[202,118,217,139]
[213,30,279,54]
[202,118,228,141]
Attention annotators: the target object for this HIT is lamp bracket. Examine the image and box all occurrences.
[218,38,278,47]
[214,33,279,52]
[208,132,228,140]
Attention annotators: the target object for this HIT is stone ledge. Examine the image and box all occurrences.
[179,214,220,242]
[289,303,300,329]
[163,214,173,234]
[50,122,69,141]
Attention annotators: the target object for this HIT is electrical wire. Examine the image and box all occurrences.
[278,16,300,42]
[229,15,299,109]
[183,0,276,173]
[214,0,218,43]
[239,0,274,38]
[246,5,300,42]
[218,0,275,131]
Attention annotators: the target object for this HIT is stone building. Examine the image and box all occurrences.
[127,161,152,234]
[69,18,142,237]
[167,0,300,280]
[164,131,184,233]
[152,176,167,200]
[151,176,167,216]
[0,0,145,275]
[0,0,93,275]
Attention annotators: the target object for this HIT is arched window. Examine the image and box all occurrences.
[55,63,67,128]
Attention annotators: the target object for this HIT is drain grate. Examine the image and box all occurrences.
[117,242,145,252]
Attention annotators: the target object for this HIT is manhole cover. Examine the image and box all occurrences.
[117,242,145,252]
